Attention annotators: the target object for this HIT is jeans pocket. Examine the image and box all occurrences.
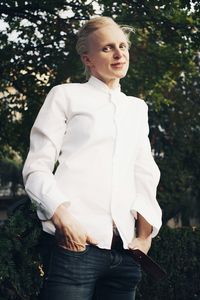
[56,244,90,256]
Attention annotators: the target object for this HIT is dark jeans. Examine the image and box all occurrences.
[38,231,142,300]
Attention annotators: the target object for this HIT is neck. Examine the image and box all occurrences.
[105,78,120,89]
[92,74,120,90]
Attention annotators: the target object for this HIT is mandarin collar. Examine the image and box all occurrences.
[87,76,121,94]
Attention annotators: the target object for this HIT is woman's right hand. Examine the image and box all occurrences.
[51,204,98,251]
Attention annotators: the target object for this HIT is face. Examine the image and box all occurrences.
[82,24,130,88]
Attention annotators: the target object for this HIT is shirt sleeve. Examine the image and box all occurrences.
[131,102,162,237]
[22,85,70,220]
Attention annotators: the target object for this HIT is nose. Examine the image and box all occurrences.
[113,47,123,59]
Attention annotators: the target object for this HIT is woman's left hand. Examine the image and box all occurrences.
[128,235,152,255]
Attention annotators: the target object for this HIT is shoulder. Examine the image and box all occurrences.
[49,82,86,95]
[125,94,148,111]
[44,82,87,106]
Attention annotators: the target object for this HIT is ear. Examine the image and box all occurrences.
[81,53,93,68]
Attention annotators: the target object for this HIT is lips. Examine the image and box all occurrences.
[111,62,126,68]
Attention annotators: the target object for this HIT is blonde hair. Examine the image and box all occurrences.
[76,16,133,79]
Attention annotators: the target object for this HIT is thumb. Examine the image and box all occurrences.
[86,234,98,245]
[128,238,139,250]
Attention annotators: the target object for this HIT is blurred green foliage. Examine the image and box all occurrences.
[0,199,42,300]
[137,226,200,300]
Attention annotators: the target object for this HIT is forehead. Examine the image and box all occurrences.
[88,25,127,46]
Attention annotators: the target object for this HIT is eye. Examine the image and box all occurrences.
[120,43,128,50]
[102,45,112,52]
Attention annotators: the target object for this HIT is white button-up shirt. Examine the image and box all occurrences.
[22,75,162,249]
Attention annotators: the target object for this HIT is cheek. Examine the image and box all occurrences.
[125,51,130,60]
[97,57,109,68]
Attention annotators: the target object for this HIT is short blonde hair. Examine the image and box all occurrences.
[76,16,133,78]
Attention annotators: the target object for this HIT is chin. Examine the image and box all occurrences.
[114,68,128,76]
[115,72,127,79]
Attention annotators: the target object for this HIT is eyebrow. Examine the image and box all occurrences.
[101,41,128,47]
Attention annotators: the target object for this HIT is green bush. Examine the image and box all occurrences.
[137,226,200,300]
[0,198,42,300]
[0,199,200,300]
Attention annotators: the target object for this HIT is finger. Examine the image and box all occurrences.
[128,240,140,250]
[86,235,98,245]
[128,244,139,250]
[58,239,85,252]
[59,244,84,251]
[66,237,86,250]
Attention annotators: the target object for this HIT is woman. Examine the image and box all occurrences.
[22,16,162,300]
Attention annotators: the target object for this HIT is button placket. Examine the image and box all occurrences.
[108,93,120,231]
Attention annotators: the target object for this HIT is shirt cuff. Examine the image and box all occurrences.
[130,193,162,238]
[25,179,71,220]
[36,200,70,221]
